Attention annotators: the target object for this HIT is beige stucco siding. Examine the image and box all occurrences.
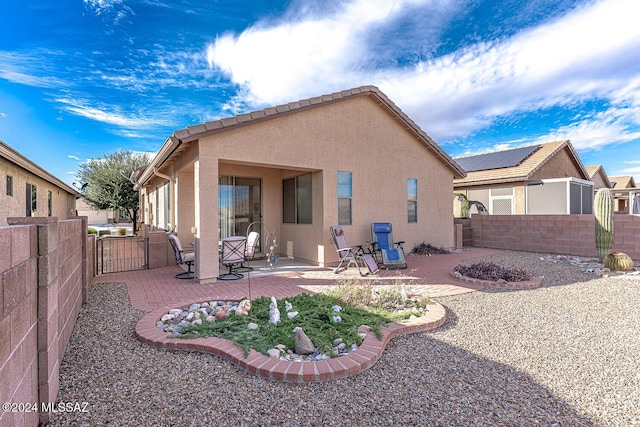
[1,156,76,224]
[530,147,583,180]
[144,93,457,282]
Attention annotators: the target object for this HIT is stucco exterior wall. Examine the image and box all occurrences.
[530,147,583,181]
[143,94,458,282]
[0,157,76,225]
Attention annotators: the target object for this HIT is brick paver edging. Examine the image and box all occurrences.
[449,270,542,290]
[135,300,446,383]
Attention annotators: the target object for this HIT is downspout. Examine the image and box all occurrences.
[153,167,176,231]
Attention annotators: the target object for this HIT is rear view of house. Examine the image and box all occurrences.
[134,86,465,282]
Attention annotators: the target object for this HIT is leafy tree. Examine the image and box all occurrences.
[76,149,150,231]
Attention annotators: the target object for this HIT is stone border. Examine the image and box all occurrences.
[450,270,542,290]
[135,300,446,383]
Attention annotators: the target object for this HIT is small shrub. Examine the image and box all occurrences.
[411,242,451,255]
[455,261,531,282]
[117,227,127,236]
[87,227,98,235]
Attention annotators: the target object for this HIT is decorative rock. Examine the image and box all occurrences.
[267,348,280,358]
[269,297,280,324]
[215,305,230,319]
[333,338,343,346]
[287,311,298,319]
[236,299,251,316]
[188,303,201,312]
[201,302,209,307]
[206,316,216,322]
[357,325,371,334]
[293,327,315,355]
[192,319,202,325]
[275,344,286,350]
[284,301,292,311]
[247,322,258,330]
[332,315,342,323]
[199,308,208,317]
[336,343,346,351]
[161,314,174,322]
[179,320,189,327]
[332,305,342,312]
[169,309,182,317]
[186,312,194,321]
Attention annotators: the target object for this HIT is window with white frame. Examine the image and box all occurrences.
[337,171,352,225]
[407,178,418,223]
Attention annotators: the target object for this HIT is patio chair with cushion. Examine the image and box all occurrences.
[238,231,260,272]
[218,236,247,280]
[168,234,195,279]
[371,222,407,269]
[330,225,379,276]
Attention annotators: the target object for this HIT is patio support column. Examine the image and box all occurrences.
[194,158,220,282]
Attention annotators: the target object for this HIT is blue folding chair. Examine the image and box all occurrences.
[371,222,407,269]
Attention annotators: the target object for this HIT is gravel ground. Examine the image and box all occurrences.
[48,251,640,426]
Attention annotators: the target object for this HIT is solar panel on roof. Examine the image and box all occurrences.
[455,145,541,172]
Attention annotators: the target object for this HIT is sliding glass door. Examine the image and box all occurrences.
[218,176,262,242]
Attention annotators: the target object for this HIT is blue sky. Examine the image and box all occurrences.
[1,0,639,186]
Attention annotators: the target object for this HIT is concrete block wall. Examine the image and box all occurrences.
[471,214,640,259]
[0,217,89,426]
[0,224,40,427]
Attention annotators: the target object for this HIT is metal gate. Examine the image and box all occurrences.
[96,236,148,274]
[462,223,474,247]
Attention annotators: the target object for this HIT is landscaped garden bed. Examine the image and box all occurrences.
[157,281,433,361]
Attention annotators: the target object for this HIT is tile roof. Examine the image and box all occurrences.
[138,86,465,188]
[454,140,589,187]
[585,165,612,188]
[609,175,637,188]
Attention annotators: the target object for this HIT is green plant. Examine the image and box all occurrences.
[603,252,634,271]
[595,188,614,262]
[87,227,98,235]
[178,293,394,357]
[454,193,470,218]
[117,227,127,236]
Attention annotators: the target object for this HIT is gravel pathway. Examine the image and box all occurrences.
[48,251,640,426]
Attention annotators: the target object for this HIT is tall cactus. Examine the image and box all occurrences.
[594,188,614,262]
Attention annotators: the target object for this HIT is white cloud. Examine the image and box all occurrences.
[83,0,134,24]
[55,97,170,130]
[207,0,640,148]
[68,155,81,161]
[207,0,457,105]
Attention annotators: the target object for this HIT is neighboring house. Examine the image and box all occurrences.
[609,175,638,213]
[134,86,466,283]
[453,140,593,216]
[0,140,77,225]
[585,165,612,189]
[75,197,121,225]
